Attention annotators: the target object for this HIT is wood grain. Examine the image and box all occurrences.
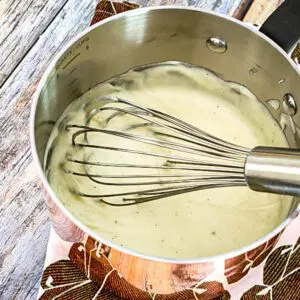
[0,0,251,299]
[243,0,284,24]
[0,0,98,299]
[231,0,254,19]
[0,0,69,87]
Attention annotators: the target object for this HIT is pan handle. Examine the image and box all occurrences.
[259,0,300,53]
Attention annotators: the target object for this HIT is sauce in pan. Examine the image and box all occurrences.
[45,63,292,258]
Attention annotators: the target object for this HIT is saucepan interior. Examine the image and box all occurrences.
[32,7,300,261]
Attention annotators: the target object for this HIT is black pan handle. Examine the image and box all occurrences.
[259,0,300,53]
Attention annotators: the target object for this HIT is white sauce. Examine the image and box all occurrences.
[46,63,292,259]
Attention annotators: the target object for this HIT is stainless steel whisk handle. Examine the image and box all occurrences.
[245,147,300,196]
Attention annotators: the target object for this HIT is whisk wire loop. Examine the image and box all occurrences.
[63,97,249,206]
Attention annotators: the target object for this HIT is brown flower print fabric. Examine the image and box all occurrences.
[38,224,300,299]
[40,260,122,300]
[90,0,139,25]
[225,233,282,284]
[241,237,300,299]
[40,236,230,300]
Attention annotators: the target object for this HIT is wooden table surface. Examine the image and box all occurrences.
[0,0,281,299]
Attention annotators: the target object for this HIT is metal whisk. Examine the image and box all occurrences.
[63,96,300,206]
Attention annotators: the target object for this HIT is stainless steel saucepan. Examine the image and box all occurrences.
[31,1,300,297]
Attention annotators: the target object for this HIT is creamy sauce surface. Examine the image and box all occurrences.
[46,62,292,258]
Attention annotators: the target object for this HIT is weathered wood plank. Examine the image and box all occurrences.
[145,0,244,15]
[0,1,98,299]
[243,0,283,24]
[231,0,254,19]
[0,0,71,87]
[0,0,245,299]
[192,0,244,14]
[0,0,14,19]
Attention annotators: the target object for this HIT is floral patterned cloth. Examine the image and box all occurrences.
[38,1,300,299]
[38,216,299,299]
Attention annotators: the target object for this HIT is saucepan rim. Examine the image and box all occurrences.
[30,6,299,264]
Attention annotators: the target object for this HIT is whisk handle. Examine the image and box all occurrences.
[245,147,300,197]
